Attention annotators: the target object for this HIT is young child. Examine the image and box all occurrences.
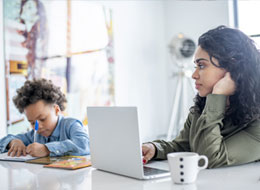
[0,78,90,157]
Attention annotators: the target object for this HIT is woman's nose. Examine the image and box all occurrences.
[192,69,199,79]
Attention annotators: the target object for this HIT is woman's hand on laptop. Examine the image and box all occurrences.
[142,143,156,164]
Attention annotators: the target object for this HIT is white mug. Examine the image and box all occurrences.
[167,152,208,184]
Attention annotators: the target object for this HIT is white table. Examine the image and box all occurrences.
[0,160,259,190]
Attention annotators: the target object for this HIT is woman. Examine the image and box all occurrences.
[142,25,260,168]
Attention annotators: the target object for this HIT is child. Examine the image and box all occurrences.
[142,25,260,168]
[0,78,90,157]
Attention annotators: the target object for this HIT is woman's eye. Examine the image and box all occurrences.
[195,63,205,69]
[199,64,205,69]
[39,118,46,122]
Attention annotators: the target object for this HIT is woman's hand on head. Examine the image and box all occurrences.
[142,143,156,164]
[212,72,236,96]
[8,139,27,157]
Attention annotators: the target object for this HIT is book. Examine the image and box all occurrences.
[0,152,38,162]
[44,157,91,170]
[26,155,85,165]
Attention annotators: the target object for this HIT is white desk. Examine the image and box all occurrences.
[0,160,260,190]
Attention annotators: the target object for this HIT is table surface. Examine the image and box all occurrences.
[0,159,260,190]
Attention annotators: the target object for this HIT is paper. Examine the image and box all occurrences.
[0,152,38,162]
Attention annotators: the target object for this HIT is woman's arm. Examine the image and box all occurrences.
[151,112,192,160]
[190,94,229,168]
[191,94,260,168]
[151,94,260,168]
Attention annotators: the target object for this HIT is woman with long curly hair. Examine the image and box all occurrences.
[142,25,260,168]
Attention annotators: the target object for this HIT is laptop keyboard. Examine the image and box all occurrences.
[143,166,168,176]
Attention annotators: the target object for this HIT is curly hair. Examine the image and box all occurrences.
[190,25,260,126]
[13,78,67,113]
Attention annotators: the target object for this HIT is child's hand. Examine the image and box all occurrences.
[142,143,156,164]
[26,143,50,157]
[212,72,236,96]
[8,139,27,157]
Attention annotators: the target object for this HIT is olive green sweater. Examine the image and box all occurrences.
[152,94,260,168]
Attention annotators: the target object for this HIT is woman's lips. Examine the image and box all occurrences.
[195,84,201,89]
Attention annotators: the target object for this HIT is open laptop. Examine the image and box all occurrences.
[87,107,170,179]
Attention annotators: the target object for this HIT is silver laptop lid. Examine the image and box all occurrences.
[87,107,144,179]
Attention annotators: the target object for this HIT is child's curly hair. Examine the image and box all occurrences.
[13,78,67,113]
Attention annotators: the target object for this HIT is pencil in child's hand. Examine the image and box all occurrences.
[34,120,39,143]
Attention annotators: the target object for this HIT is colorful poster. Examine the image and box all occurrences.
[4,0,115,133]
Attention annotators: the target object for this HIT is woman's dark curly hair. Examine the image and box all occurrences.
[190,25,260,126]
[13,78,67,113]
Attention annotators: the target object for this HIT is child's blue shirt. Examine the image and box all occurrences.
[0,115,90,156]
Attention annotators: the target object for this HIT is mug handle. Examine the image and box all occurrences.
[198,155,208,170]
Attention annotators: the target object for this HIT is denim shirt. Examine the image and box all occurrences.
[0,115,90,156]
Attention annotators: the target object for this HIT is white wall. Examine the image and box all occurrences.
[0,0,7,138]
[165,0,230,45]
[99,0,231,141]
[98,1,168,142]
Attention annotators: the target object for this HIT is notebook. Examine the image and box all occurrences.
[0,152,38,162]
[44,157,91,170]
[26,156,85,165]
[87,107,170,179]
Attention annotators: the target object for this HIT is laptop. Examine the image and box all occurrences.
[87,107,170,179]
